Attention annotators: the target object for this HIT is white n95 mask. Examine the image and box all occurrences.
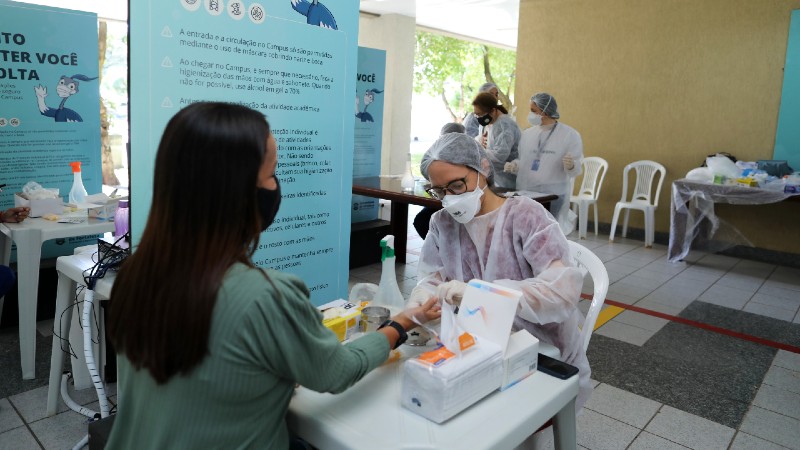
[528,112,542,127]
[441,185,484,223]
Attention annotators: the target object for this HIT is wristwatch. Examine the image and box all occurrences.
[378,319,407,349]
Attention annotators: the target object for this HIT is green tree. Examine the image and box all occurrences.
[414,31,516,123]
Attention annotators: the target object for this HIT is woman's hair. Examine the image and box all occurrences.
[108,102,269,383]
[472,92,508,115]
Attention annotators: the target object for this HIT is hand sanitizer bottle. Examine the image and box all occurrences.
[374,235,406,313]
[68,161,87,205]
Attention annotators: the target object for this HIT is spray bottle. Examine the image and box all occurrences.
[68,161,87,204]
[374,235,405,313]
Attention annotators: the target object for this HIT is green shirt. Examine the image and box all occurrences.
[107,264,390,449]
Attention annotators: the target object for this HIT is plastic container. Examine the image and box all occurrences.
[114,200,129,237]
[373,235,405,313]
[68,161,87,204]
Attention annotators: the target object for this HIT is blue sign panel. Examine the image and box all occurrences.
[130,0,360,304]
[352,46,386,223]
[774,10,800,171]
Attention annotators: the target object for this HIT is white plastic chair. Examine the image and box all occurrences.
[570,157,608,239]
[609,160,666,248]
[539,241,610,359]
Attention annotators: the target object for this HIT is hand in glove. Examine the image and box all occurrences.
[437,280,467,306]
[407,286,435,308]
[504,159,519,174]
[395,297,441,327]
[562,154,575,171]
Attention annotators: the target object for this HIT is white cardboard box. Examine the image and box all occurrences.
[14,192,63,217]
[500,330,539,391]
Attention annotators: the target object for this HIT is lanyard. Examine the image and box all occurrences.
[536,122,558,156]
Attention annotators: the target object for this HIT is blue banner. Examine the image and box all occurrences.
[774,10,800,171]
[130,0,359,304]
[0,0,101,258]
[351,46,386,223]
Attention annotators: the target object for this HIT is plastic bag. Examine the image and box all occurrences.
[22,181,59,200]
[686,167,714,183]
[757,160,794,178]
[705,154,741,179]
[348,283,378,303]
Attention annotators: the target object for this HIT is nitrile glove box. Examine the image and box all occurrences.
[401,341,503,424]
[500,330,539,391]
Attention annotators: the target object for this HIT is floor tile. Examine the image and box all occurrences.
[0,398,24,434]
[752,383,800,421]
[757,283,800,301]
[603,292,641,305]
[27,408,90,450]
[639,291,695,309]
[742,301,797,322]
[613,310,669,332]
[9,382,103,424]
[35,319,54,338]
[594,321,655,346]
[698,285,754,309]
[617,275,665,291]
[576,408,639,450]
[773,350,800,372]
[584,383,661,428]
[644,405,734,450]
[716,274,765,291]
[748,293,800,312]
[634,298,687,316]
[763,365,800,395]
[628,431,688,450]
[0,426,40,450]
[729,431,790,450]
[739,406,800,449]
[607,282,653,301]
[630,268,678,284]
[763,278,800,293]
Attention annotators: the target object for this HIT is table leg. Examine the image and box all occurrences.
[0,228,11,326]
[15,229,43,380]
[47,273,77,416]
[552,397,577,450]
[390,202,409,264]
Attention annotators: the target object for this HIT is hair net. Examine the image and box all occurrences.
[420,132,495,183]
[531,92,560,119]
[479,82,498,93]
[440,122,466,135]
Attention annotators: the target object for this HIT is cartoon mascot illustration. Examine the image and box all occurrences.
[34,74,97,122]
[355,88,383,123]
[291,0,337,29]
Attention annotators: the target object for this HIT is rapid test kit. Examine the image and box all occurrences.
[401,280,539,423]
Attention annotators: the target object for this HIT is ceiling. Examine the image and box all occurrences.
[18,0,520,49]
[360,0,520,49]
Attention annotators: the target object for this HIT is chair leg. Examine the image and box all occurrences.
[622,209,630,238]
[609,204,622,242]
[579,201,589,239]
[592,202,599,236]
[645,209,654,248]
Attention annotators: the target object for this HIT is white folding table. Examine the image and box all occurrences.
[0,217,114,379]
[288,346,579,450]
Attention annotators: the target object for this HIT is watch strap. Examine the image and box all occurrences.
[378,319,407,349]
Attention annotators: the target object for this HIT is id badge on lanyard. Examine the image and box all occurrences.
[532,123,557,172]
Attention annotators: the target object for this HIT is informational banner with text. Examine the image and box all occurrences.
[130,0,359,304]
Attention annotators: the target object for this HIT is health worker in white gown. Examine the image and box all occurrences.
[410,132,592,412]
[506,93,583,234]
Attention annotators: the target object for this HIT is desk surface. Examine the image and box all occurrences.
[0,217,114,240]
[287,346,579,450]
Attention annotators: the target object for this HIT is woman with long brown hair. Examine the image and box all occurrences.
[107,102,439,449]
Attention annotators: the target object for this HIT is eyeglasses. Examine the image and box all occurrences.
[424,173,471,200]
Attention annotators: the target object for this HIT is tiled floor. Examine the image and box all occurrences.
[1,206,799,449]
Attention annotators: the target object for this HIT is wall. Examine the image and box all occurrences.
[516,0,800,254]
[358,13,416,176]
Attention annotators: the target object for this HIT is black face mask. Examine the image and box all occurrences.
[477,112,493,127]
[257,177,281,232]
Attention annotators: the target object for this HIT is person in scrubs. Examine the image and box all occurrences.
[408,132,591,411]
[506,92,583,233]
[463,82,500,138]
[471,92,521,189]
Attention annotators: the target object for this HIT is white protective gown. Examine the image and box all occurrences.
[516,122,583,231]
[482,114,521,189]
[415,196,592,411]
